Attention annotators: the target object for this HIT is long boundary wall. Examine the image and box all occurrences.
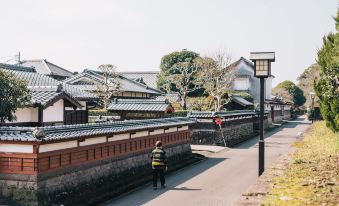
[0,119,194,205]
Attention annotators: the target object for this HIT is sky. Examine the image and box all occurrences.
[0,0,337,86]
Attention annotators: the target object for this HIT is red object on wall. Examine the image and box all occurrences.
[214,118,222,125]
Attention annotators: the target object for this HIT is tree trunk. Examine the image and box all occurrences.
[215,96,222,112]
[181,93,187,110]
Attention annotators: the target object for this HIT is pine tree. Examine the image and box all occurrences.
[314,10,339,132]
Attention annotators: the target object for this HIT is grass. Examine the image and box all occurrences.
[262,121,339,206]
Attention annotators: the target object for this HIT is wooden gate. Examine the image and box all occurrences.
[64,110,88,125]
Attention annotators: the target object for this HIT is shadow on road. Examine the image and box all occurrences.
[104,157,227,206]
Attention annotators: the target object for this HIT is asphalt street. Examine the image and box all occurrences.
[103,116,311,206]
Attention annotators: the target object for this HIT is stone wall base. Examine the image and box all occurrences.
[191,122,255,147]
[0,143,195,206]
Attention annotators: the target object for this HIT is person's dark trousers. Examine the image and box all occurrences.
[152,169,165,187]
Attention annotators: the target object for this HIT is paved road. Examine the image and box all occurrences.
[103,117,311,206]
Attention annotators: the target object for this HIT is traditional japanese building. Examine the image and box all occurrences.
[119,71,159,89]
[20,59,74,80]
[0,64,99,126]
[229,57,274,104]
[64,69,163,99]
[107,99,174,120]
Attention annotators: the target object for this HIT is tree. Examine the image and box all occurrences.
[96,64,121,109]
[297,63,321,107]
[196,52,236,111]
[0,70,31,123]
[314,10,339,132]
[157,49,200,92]
[166,61,201,110]
[273,80,306,107]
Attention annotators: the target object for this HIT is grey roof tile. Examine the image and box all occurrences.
[119,71,159,88]
[232,95,253,106]
[0,117,195,142]
[64,70,163,95]
[187,110,256,118]
[21,59,74,78]
[0,68,98,101]
[108,99,173,112]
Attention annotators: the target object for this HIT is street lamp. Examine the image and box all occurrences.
[250,52,275,176]
[310,92,315,123]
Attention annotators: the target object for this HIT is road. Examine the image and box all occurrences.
[103,116,311,206]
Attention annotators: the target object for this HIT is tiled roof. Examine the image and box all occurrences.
[108,99,173,112]
[0,117,195,142]
[187,110,256,118]
[64,70,163,95]
[0,67,98,101]
[21,59,74,78]
[232,95,253,106]
[31,90,82,108]
[0,63,35,72]
[119,71,159,88]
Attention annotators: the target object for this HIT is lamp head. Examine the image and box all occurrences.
[250,52,275,78]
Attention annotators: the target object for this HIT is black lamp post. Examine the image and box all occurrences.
[310,92,315,123]
[250,52,275,176]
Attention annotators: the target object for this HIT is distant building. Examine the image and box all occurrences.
[229,57,274,104]
[0,64,99,126]
[64,69,163,99]
[107,98,174,120]
[21,59,74,80]
[119,71,159,89]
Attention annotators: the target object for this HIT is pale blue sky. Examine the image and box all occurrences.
[0,0,337,86]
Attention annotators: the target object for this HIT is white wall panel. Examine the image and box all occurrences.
[0,144,33,153]
[40,141,78,153]
[43,99,64,122]
[79,136,107,146]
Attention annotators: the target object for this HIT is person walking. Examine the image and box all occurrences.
[151,141,167,190]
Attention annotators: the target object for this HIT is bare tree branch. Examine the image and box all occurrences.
[196,51,236,111]
[96,64,121,109]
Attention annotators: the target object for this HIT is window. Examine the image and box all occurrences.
[256,60,268,71]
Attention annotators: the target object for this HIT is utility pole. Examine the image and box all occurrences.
[17,52,21,65]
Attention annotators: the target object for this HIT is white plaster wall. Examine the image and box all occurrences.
[0,144,33,153]
[43,99,64,122]
[165,127,177,133]
[108,133,130,141]
[7,107,38,123]
[31,107,38,122]
[131,131,149,138]
[266,77,273,99]
[150,129,164,135]
[40,141,78,153]
[79,136,107,146]
[233,77,250,90]
[178,126,189,131]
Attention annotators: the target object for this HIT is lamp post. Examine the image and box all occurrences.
[310,92,315,123]
[250,52,275,176]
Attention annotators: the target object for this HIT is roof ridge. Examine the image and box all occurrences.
[0,63,36,72]
[44,59,74,75]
